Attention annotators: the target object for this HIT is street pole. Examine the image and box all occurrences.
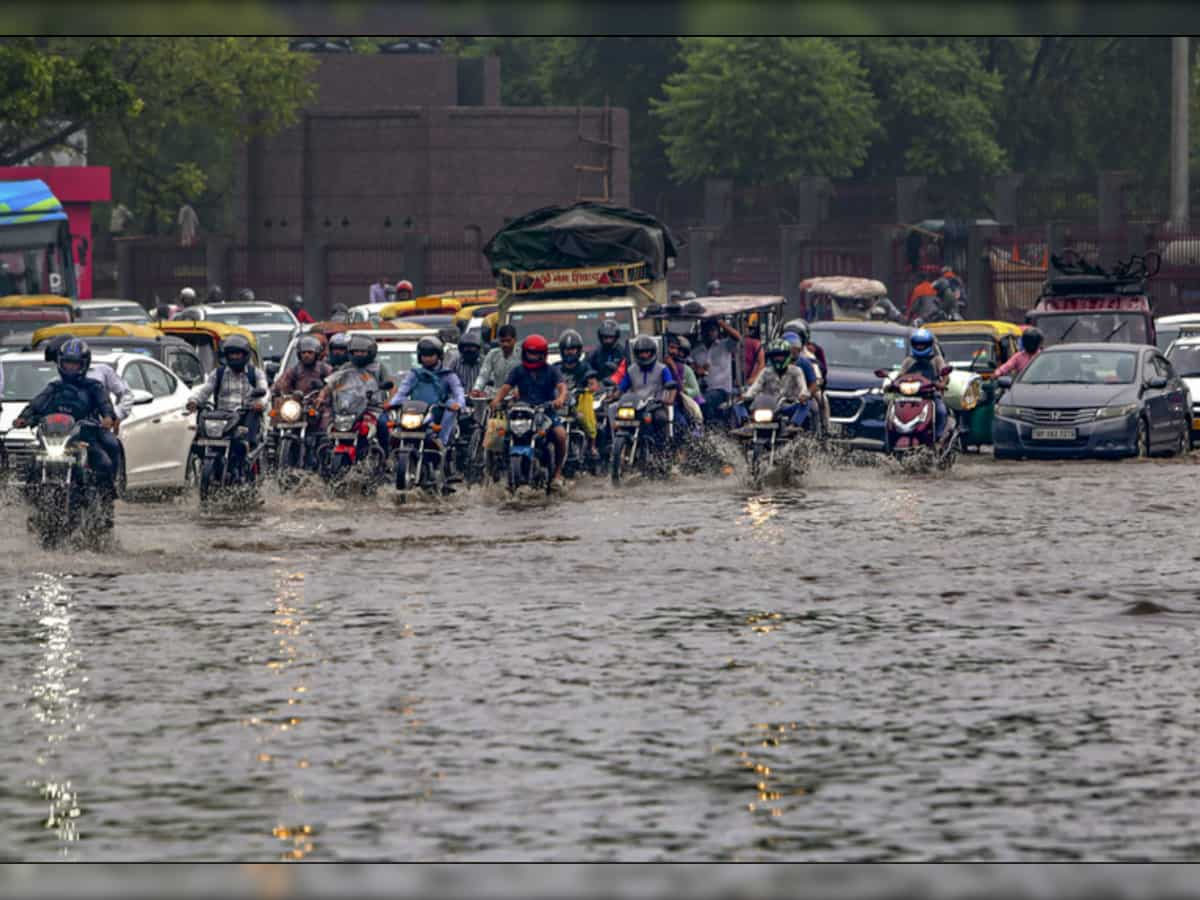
[1170,36,1189,231]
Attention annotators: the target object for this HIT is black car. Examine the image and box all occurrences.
[32,334,206,388]
[810,321,913,450]
[993,343,1190,459]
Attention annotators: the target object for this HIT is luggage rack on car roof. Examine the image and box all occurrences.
[1044,250,1161,297]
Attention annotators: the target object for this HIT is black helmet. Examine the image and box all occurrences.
[221,333,252,371]
[559,329,584,363]
[437,326,459,346]
[56,338,90,383]
[782,318,810,344]
[458,329,482,351]
[706,279,721,296]
[632,334,658,368]
[348,333,377,367]
[1021,327,1044,354]
[672,334,691,355]
[206,285,225,304]
[297,335,322,359]
[43,333,73,363]
[328,332,351,366]
[598,320,620,344]
[235,288,256,303]
[417,335,444,365]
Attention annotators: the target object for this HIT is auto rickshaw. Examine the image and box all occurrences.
[0,294,77,320]
[798,276,890,322]
[31,322,165,347]
[926,320,1025,450]
[454,302,499,334]
[153,320,260,372]
[379,296,463,320]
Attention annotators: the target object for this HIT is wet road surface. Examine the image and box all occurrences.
[3,450,1200,861]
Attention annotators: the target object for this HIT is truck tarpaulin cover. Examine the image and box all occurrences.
[482,203,677,278]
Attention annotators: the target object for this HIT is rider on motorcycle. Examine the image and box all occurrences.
[187,333,268,467]
[587,319,628,385]
[665,334,703,434]
[994,326,1043,378]
[43,334,132,473]
[452,330,485,395]
[611,334,678,439]
[273,334,331,398]
[490,334,569,489]
[735,339,811,431]
[388,336,465,451]
[894,327,950,439]
[14,338,118,503]
[555,329,601,458]
[327,332,352,369]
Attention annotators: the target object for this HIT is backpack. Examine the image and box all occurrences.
[212,363,259,403]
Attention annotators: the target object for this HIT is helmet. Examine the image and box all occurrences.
[1021,327,1044,354]
[328,332,352,366]
[288,293,304,311]
[437,326,459,346]
[221,333,252,371]
[297,335,322,360]
[632,334,658,368]
[330,303,349,323]
[672,334,691,355]
[206,285,225,304]
[521,334,549,367]
[868,303,890,321]
[782,318,809,344]
[682,290,698,300]
[781,331,802,348]
[766,338,792,372]
[180,286,196,302]
[417,335,445,366]
[235,288,256,303]
[909,328,935,359]
[395,279,414,294]
[706,279,721,296]
[458,330,482,352]
[57,338,90,383]
[348,333,377,367]
[669,290,682,303]
[43,334,72,363]
[597,320,620,344]
[559,329,584,362]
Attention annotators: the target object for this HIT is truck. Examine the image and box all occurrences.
[0,179,77,302]
[1025,252,1159,348]
[482,202,677,359]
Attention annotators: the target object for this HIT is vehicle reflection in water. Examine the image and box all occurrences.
[22,574,84,853]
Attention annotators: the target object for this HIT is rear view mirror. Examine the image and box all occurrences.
[1148,376,1168,389]
[130,389,154,406]
[264,360,280,381]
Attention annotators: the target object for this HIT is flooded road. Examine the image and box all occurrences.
[3,451,1200,861]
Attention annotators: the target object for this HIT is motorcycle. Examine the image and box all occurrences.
[318,371,388,491]
[191,390,268,504]
[455,395,491,486]
[875,366,960,470]
[609,392,674,484]
[736,393,805,485]
[504,400,557,494]
[269,390,323,488]
[22,414,112,547]
[389,400,451,497]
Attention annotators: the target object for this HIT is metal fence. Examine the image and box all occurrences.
[426,239,491,292]
[126,241,207,305]
[227,244,304,303]
[708,231,781,294]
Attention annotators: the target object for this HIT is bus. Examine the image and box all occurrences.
[0,179,77,301]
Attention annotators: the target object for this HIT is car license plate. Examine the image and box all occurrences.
[828,423,844,437]
[1031,427,1076,441]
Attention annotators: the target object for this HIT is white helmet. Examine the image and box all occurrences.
[179,286,196,302]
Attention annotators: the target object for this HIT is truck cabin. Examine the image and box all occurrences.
[1027,274,1155,348]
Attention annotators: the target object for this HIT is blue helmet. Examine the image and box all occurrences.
[781,331,803,347]
[57,338,91,383]
[909,328,935,359]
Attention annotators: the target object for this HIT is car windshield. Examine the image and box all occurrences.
[2,359,60,401]
[248,330,293,361]
[1157,327,1181,352]
[507,307,635,352]
[0,317,67,338]
[77,304,149,323]
[1167,344,1200,377]
[810,328,910,370]
[937,337,996,368]
[377,347,418,378]
[1021,350,1139,385]
[1034,313,1149,346]
[206,308,294,326]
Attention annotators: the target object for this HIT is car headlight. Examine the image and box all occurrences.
[753,408,775,423]
[1095,402,1140,420]
[400,412,424,430]
[617,407,637,420]
[959,380,981,411]
[279,399,302,423]
[994,404,1024,419]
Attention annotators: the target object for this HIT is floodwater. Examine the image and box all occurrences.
[3,449,1200,863]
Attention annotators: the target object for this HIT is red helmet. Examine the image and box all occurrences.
[395,279,414,293]
[521,334,549,367]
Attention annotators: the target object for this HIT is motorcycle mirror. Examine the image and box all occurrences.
[130,389,154,406]
[874,369,889,379]
[940,366,954,377]
[250,388,268,399]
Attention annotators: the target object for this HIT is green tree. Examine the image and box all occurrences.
[851,38,1008,176]
[444,37,548,106]
[651,37,879,184]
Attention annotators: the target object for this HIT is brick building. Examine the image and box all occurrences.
[122,52,630,315]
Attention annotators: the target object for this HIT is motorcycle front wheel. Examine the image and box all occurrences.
[199,456,223,503]
[508,454,525,493]
[610,436,626,484]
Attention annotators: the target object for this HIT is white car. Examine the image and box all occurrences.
[348,303,395,324]
[1155,313,1200,353]
[1165,335,1200,447]
[2,351,195,490]
[73,299,151,324]
[173,301,299,365]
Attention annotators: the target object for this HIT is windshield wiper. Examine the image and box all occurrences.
[1102,320,1129,342]
[1055,319,1082,343]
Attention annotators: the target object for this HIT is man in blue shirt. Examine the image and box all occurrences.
[490,334,568,488]
[388,336,465,450]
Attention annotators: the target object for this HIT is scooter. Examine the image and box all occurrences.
[875,366,960,470]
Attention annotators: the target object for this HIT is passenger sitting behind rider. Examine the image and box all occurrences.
[555,329,601,460]
[735,339,811,430]
[490,334,568,490]
[186,333,267,465]
[388,336,464,451]
[894,328,950,438]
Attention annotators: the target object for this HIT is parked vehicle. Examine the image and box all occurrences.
[993,343,1190,459]
[1164,334,1200,447]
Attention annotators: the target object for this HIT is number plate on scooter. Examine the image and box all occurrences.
[1031,427,1076,440]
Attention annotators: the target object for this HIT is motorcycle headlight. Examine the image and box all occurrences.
[510,418,533,436]
[279,399,302,423]
[400,412,424,430]
[334,415,355,431]
[203,419,226,438]
[753,408,775,424]
[1095,402,1139,420]
[43,439,69,460]
[899,381,920,396]
[617,407,637,420]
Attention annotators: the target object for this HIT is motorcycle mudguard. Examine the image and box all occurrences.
[334,444,358,462]
[895,436,913,449]
[509,444,534,458]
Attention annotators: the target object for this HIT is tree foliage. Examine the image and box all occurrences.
[651,37,879,184]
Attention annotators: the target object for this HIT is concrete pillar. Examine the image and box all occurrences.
[896,176,928,224]
[116,239,134,301]
[793,176,830,227]
[303,235,328,318]
[403,230,428,296]
[991,174,1024,226]
[779,225,814,319]
[703,179,733,228]
[205,235,230,295]
[687,226,719,295]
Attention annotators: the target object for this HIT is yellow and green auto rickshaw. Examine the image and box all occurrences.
[926,320,1025,450]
